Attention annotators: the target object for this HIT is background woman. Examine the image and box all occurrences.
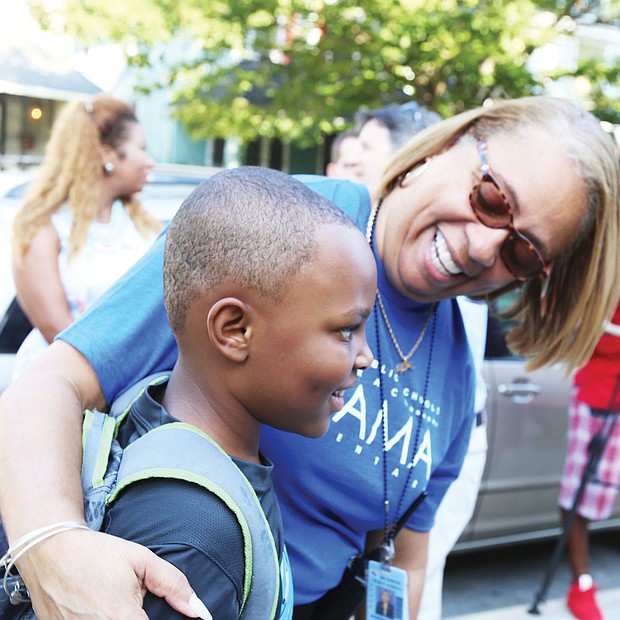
[11,95,162,375]
[0,96,618,619]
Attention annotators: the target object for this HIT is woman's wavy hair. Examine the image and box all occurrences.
[377,96,620,373]
[13,94,161,263]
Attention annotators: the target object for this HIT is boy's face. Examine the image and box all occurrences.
[242,223,376,438]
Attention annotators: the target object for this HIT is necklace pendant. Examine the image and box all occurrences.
[395,360,412,373]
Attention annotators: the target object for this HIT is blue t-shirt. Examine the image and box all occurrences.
[61,176,474,606]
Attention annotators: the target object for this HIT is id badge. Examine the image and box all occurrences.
[366,559,409,619]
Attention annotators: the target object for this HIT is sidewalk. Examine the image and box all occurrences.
[448,586,620,620]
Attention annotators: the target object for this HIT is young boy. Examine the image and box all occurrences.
[83,167,375,619]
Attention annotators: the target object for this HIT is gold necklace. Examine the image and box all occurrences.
[366,197,436,374]
[376,292,436,372]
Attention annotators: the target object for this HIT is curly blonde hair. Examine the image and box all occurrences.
[377,96,620,373]
[12,94,161,264]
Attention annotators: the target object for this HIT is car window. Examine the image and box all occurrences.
[0,299,32,354]
[484,292,520,360]
[4,182,30,199]
[485,315,515,360]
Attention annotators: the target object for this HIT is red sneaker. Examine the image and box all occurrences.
[567,579,603,620]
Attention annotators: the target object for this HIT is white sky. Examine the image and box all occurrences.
[2,0,126,91]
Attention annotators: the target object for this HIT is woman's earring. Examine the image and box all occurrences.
[104,162,115,176]
[399,157,433,187]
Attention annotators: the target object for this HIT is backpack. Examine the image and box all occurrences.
[2,373,292,619]
[82,372,287,619]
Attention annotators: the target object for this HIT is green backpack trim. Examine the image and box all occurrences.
[81,375,281,619]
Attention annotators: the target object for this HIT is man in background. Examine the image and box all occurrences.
[356,101,440,196]
[325,129,363,182]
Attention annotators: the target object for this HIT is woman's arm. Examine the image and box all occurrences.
[0,342,202,619]
[393,528,429,618]
[12,224,72,342]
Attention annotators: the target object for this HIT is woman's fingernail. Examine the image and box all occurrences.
[189,592,212,620]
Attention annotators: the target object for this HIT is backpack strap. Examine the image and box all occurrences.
[81,408,119,529]
[109,372,171,419]
[81,375,281,619]
[109,423,280,620]
[81,373,170,530]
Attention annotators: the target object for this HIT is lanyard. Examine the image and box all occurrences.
[373,300,437,552]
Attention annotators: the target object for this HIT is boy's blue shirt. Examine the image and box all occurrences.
[60,175,474,606]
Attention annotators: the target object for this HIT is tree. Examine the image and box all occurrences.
[28,0,619,146]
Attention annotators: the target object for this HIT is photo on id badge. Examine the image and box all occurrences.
[366,560,408,619]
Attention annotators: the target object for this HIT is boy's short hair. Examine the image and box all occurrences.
[164,166,357,331]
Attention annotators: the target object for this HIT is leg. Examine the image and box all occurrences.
[563,516,602,620]
[561,509,591,581]
[558,395,607,620]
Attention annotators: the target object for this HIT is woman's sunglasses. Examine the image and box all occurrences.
[470,138,550,281]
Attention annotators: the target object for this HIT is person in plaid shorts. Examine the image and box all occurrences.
[558,300,620,620]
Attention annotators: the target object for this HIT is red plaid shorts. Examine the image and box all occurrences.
[558,389,620,521]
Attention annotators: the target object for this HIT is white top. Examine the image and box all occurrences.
[53,202,154,317]
[456,296,489,415]
[12,202,156,377]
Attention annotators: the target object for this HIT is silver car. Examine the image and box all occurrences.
[456,303,620,551]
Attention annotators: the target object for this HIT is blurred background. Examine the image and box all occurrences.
[1,0,618,175]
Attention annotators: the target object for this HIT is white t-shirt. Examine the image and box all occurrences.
[12,202,156,377]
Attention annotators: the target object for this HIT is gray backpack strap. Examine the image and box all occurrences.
[81,408,119,529]
[109,423,280,620]
[81,373,170,530]
[81,373,281,620]
[110,372,171,417]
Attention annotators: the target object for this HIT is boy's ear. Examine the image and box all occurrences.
[207,298,252,363]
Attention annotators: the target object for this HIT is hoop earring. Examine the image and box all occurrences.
[104,162,115,176]
[399,157,433,187]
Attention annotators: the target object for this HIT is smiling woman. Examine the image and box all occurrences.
[0,96,618,620]
[378,98,617,370]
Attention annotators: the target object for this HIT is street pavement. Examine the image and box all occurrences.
[448,586,620,619]
[442,530,620,619]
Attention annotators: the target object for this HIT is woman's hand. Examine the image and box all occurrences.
[15,529,211,619]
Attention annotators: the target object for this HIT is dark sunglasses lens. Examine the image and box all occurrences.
[471,181,512,228]
[501,236,543,279]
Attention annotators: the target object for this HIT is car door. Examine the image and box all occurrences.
[456,300,574,549]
